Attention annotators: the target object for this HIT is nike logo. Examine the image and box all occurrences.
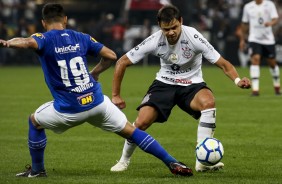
[157,53,165,57]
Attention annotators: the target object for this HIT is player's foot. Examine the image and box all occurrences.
[195,161,224,172]
[251,91,259,96]
[274,87,281,95]
[16,164,47,177]
[110,160,130,172]
[169,162,193,176]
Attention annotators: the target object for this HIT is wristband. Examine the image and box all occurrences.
[234,78,241,85]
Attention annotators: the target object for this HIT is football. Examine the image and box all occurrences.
[195,137,224,166]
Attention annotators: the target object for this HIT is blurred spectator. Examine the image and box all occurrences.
[1,0,20,26]
[0,19,9,65]
[235,24,249,67]
[123,22,140,52]
[111,18,126,57]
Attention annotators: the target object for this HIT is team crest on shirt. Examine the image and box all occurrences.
[77,92,94,105]
[169,53,179,63]
[32,33,44,39]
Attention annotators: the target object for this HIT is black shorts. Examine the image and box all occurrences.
[249,42,276,59]
[136,80,210,123]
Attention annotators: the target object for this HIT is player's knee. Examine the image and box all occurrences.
[201,100,215,110]
[134,119,153,130]
[29,114,42,129]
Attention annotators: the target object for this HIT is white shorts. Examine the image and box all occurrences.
[34,95,127,134]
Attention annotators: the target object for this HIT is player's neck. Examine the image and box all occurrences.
[255,0,263,5]
[46,23,65,31]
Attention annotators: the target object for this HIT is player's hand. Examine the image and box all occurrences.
[0,39,9,47]
[264,22,272,27]
[237,77,251,89]
[112,95,126,109]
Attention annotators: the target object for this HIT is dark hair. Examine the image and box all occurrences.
[157,5,181,23]
[42,3,65,22]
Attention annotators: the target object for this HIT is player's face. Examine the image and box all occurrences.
[159,18,182,45]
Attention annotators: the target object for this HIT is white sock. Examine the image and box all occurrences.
[119,139,137,162]
[119,123,137,162]
[197,108,216,143]
[250,65,260,91]
[269,65,280,87]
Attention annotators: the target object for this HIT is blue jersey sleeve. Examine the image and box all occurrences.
[86,35,103,57]
[31,33,46,50]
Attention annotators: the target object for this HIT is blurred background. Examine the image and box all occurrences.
[1,0,282,66]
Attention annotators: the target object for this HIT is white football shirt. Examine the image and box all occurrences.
[242,0,278,45]
[126,25,220,86]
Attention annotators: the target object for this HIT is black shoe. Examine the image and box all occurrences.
[16,164,47,178]
[169,162,193,176]
[274,87,281,95]
[251,91,259,96]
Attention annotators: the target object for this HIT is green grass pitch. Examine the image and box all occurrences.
[0,65,281,184]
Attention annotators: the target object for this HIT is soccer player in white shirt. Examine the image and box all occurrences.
[110,5,251,172]
[240,0,281,96]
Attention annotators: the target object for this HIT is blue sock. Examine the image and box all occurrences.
[131,128,177,166]
[28,117,47,172]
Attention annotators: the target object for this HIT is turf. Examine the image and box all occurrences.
[0,65,281,184]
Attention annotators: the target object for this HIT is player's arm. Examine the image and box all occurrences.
[215,56,251,89]
[90,46,117,81]
[265,18,278,27]
[0,37,38,49]
[112,54,134,109]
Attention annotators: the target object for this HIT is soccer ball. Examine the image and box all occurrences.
[195,137,224,166]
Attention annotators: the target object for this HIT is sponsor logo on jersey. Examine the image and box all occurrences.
[71,82,94,93]
[157,53,165,57]
[166,67,191,74]
[194,34,213,51]
[61,33,69,37]
[55,44,80,54]
[77,92,94,105]
[158,42,166,47]
[138,35,155,47]
[161,76,192,84]
[32,33,44,39]
[181,40,189,44]
[170,64,180,71]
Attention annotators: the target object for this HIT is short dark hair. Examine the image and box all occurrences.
[157,5,181,23]
[42,3,65,22]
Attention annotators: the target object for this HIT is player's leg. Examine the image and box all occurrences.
[111,80,176,172]
[16,101,83,177]
[111,106,157,172]
[118,123,193,176]
[249,43,262,96]
[190,88,224,172]
[265,45,281,95]
[16,114,47,177]
[250,54,261,96]
[91,96,192,176]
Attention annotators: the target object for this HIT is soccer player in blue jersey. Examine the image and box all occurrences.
[0,3,193,177]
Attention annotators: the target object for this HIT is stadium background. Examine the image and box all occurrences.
[1,0,282,66]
